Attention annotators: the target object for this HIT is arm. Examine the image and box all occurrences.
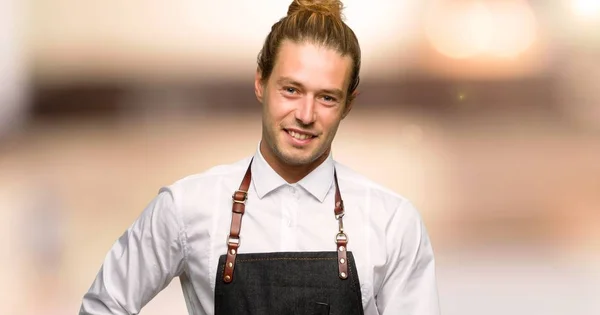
[377,199,440,315]
[80,188,186,315]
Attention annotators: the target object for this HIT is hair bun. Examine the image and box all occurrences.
[287,0,344,18]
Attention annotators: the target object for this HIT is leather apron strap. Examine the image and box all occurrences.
[222,159,252,283]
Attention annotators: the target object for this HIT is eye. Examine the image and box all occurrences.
[321,95,338,104]
[283,87,298,94]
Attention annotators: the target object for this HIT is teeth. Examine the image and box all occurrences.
[288,130,311,140]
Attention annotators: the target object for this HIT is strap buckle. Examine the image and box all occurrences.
[232,190,248,204]
[227,235,241,247]
[335,232,348,244]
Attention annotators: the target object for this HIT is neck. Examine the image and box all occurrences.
[259,141,329,184]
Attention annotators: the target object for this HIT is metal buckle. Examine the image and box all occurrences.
[232,190,248,204]
[335,232,348,243]
[227,235,241,246]
[336,214,345,232]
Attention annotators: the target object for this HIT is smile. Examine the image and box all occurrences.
[285,129,316,141]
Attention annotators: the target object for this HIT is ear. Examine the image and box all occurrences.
[341,90,359,119]
[254,68,264,103]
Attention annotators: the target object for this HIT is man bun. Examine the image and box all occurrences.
[287,0,344,19]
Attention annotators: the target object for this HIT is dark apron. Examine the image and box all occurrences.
[214,159,364,315]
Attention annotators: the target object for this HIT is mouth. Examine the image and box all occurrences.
[284,128,317,141]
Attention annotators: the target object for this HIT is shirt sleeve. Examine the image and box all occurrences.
[377,199,440,315]
[80,188,187,315]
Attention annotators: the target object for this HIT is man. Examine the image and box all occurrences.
[80,0,440,314]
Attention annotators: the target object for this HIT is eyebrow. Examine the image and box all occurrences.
[276,76,345,99]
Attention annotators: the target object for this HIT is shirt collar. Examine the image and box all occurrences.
[251,141,335,203]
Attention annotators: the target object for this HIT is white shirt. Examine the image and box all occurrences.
[80,143,440,315]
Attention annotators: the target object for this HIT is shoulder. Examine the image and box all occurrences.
[333,160,420,219]
[333,160,406,206]
[160,156,253,206]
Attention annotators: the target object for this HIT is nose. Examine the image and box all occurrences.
[295,96,316,126]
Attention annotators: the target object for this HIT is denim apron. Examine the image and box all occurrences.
[214,160,364,315]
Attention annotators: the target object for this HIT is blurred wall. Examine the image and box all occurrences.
[1,1,599,315]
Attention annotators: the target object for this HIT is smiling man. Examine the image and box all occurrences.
[258,39,354,182]
[80,1,440,314]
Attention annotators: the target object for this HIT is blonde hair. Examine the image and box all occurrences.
[257,0,361,103]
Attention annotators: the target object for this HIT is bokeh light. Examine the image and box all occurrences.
[425,0,537,59]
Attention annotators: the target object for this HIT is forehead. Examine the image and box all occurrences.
[271,40,353,91]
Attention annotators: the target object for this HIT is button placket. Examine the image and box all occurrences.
[287,185,299,226]
[280,185,299,250]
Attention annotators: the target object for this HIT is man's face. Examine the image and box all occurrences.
[255,40,354,167]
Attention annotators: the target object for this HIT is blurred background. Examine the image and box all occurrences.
[1,0,599,314]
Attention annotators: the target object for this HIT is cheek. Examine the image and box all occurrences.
[318,111,343,133]
[267,94,296,118]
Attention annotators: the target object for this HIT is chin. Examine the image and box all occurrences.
[282,156,316,166]
[273,147,309,164]
[280,147,326,167]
